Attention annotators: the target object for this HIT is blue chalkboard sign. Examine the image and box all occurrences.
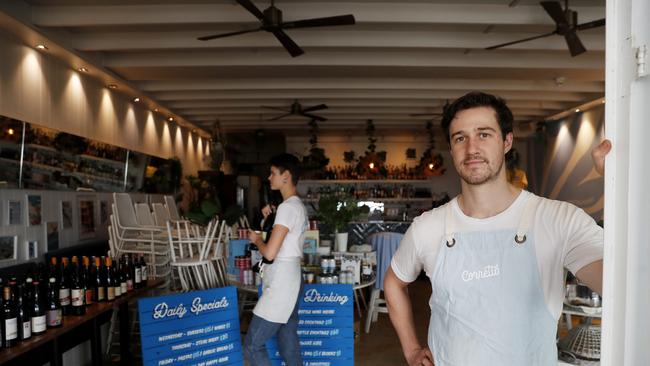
[262,284,354,366]
[138,286,243,366]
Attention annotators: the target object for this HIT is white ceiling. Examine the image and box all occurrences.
[2,0,605,134]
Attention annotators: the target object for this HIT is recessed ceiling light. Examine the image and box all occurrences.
[192,129,197,133]
[35,44,48,50]
[168,117,174,122]
[154,108,159,112]
[575,108,581,113]
[78,67,89,73]
[7,128,15,135]
[133,97,140,102]
[107,84,118,89]
[601,100,605,104]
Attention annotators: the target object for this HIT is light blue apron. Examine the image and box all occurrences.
[428,196,558,365]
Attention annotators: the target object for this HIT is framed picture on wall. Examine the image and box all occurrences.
[26,240,38,259]
[61,201,73,229]
[27,195,42,226]
[8,200,22,226]
[0,236,17,261]
[78,198,95,239]
[46,222,59,251]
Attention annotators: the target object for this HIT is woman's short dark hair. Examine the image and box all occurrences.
[269,153,301,185]
[441,91,514,144]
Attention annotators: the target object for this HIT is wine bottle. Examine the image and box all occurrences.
[105,257,115,301]
[82,256,93,306]
[46,277,62,328]
[93,256,104,302]
[31,278,47,335]
[2,284,19,348]
[140,255,148,284]
[134,254,142,289]
[125,255,134,292]
[59,257,71,316]
[70,259,86,316]
[17,281,31,341]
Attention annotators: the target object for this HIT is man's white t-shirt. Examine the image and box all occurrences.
[273,195,308,258]
[391,190,603,321]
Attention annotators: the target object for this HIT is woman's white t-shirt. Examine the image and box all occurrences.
[391,190,603,321]
[273,195,308,258]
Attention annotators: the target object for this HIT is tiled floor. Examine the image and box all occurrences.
[355,278,431,365]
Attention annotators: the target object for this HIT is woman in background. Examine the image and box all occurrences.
[245,153,308,366]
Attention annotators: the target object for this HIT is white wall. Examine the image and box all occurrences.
[0,31,209,175]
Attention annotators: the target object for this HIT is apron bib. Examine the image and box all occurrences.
[253,257,302,324]
[428,196,557,366]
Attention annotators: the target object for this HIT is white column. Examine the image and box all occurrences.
[602,0,650,365]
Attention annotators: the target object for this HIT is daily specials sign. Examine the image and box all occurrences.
[138,286,243,366]
[264,284,354,366]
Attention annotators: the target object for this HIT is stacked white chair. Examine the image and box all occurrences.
[167,218,221,291]
[110,193,170,282]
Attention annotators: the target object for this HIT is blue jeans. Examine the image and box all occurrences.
[244,291,302,366]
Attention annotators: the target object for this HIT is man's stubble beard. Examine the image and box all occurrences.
[457,155,505,186]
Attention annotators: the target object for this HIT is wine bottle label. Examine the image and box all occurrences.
[135,268,142,283]
[59,288,71,306]
[121,282,127,294]
[71,289,84,306]
[97,287,105,301]
[114,285,121,297]
[22,320,31,339]
[107,287,115,300]
[32,315,47,333]
[142,267,147,281]
[47,309,62,326]
[4,318,18,340]
[127,279,133,291]
[85,289,94,304]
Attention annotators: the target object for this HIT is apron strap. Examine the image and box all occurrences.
[514,195,538,244]
[444,193,539,248]
[444,202,456,247]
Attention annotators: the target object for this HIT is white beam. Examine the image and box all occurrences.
[70,30,605,52]
[137,78,604,93]
[152,89,597,102]
[103,49,605,69]
[31,3,605,27]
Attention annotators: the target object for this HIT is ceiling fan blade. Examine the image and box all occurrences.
[301,104,328,113]
[272,29,304,57]
[236,0,266,21]
[261,105,291,112]
[576,18,606,31]
[197,27,262,41]
[564,31,587,56]
[540,1,568,27]
[302,113,327,121]
[485,31,556,50]
[281,15,356,30]
[267,113,293,121]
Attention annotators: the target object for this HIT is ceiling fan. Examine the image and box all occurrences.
[263,100,328,121]
[197,0,356,57]
[485,0,605,57]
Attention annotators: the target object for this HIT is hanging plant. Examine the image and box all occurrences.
[356,120,387,178]
[301,119,329,178]
[417,120,445,177]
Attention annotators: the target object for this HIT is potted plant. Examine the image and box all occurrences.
[316,195,368,252]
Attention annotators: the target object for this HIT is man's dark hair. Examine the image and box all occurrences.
[440,91,514,144]
[269,153,301,185]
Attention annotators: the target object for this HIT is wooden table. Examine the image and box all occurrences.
[0,279,163,366]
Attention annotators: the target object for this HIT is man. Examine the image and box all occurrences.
[384,91,611,366]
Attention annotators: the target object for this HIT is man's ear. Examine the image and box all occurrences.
[504,132,514,154]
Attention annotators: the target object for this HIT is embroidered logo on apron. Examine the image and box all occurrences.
[461,264,500,282]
